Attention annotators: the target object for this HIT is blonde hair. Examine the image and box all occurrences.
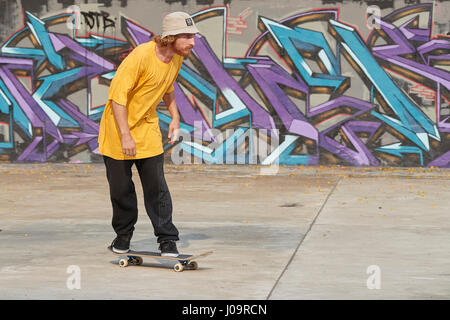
[154,35,176,47]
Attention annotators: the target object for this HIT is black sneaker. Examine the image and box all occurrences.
[111,235,131,253]
[159,240,179,257]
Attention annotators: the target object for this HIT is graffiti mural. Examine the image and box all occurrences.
[0,2,448,167]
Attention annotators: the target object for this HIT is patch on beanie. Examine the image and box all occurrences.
[185,18,193,26]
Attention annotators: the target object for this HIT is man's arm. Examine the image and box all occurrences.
[162,91,180,144]
[111,100,136,157]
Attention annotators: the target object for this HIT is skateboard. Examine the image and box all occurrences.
[107,246,213,272]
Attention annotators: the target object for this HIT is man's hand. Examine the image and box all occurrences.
[168,117,180,144]
[121,133,136,157]
[111,100,135,157]
[163,91,180,144]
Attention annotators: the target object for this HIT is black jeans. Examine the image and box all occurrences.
[103,153,179,243]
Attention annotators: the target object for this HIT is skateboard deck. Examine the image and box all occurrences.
[107,246,213,272]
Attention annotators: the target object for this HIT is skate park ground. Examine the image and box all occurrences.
[0,162,449,300]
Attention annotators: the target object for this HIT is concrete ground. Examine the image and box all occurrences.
[0,163,449,300]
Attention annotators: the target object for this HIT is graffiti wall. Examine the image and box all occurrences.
[0,0,449,167]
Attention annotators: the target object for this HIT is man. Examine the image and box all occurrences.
[98,12,199,256]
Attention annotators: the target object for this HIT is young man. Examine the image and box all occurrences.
[98,12,199,256]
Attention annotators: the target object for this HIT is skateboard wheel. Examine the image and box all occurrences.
[135,257,143,265]
[119,258,129,268]
[188,261,198,270]
[174,263,184,272]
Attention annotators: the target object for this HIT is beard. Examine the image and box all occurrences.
[174,46,192,57]
[172,39,193,57]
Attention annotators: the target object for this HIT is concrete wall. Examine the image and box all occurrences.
[0,0,449,167]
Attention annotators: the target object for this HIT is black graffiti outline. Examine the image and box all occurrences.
[80,10,115,31]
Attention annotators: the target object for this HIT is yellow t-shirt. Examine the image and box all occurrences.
[98,40,183,160]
